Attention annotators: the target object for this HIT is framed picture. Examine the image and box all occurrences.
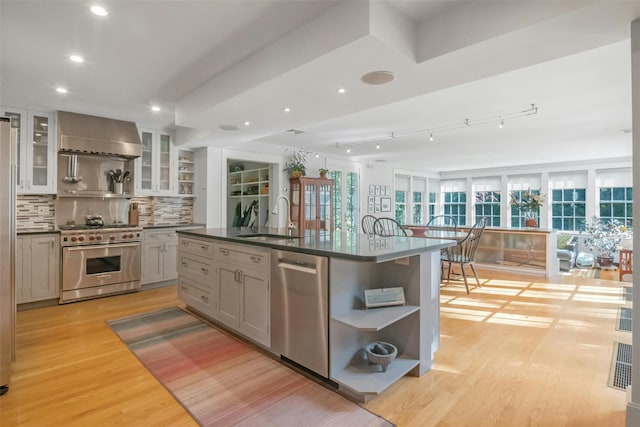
[381,197,391,212]
[375,205,381,213]
[368,205,375,213]
[369,185,375,195]
[385,186,391,196]
[368,195,375,204]
[375,196,381,206]
[375,185,381,195]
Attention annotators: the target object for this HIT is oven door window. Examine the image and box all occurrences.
[86,255,121,275]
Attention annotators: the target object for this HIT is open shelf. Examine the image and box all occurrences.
[331,354,418,395]
[332,305,419,331]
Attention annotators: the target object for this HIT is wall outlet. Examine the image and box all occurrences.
[37,206,49,216]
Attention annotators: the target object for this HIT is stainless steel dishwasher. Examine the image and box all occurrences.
[271,249,329,378]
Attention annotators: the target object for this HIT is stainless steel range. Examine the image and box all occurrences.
[59,224,142,303]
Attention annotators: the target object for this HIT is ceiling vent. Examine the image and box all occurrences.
[285,129,306,135]
[361,71,395,85]
[219,125,240,131]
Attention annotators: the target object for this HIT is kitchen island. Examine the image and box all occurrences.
[176,228,456,402]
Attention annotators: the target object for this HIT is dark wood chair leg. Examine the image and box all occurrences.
[470,263,481,287]
[460,264,470,294]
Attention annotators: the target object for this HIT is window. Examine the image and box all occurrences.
[429,192,437,220]
[395,190,407,224]
[551,189,586,231]
[330,169,359,233]
[599,187,632,227]
[510,189,541,228]
[475,191,500,226]
[443,191,466,226]
[412,191,424,224]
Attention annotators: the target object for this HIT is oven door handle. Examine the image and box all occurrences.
[63,242,141,251]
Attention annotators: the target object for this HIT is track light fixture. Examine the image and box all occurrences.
[429,133,434,142]
[375,143,380,150]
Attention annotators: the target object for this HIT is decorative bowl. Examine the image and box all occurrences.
[365,341,397,372]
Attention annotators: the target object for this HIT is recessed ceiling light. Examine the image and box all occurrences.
[151,106,161,112]
[283,107,291,113]
[361,71,395,85]
[90,5,108,16]
[243,121,251,126]
[69,55,84,63]
[337,88,346,94]
[56,87,68,94]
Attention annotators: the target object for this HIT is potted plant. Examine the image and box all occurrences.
[285,150,306,178]
[319,168,329,178]
[584,216,632,267]
[509,189,545,227]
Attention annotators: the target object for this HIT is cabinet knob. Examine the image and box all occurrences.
[181,286,188,293]
[181,261,188,268]
[201,295,208,303]
[182,241,188,246]
[201,267,209,275]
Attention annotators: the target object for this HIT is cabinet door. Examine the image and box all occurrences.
[15,237,27,303]
[136,129,154,195]
[1,107,27,192]
[25,112,55,194]
[163,238,179,281]
[239,269,270,346]
[29,235,58,300]
[215,262,241,327]
[155,132,175,195]
[142,242,164,284]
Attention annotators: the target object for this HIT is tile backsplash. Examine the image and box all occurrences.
[18,195,193,230]
[17,195,56,231]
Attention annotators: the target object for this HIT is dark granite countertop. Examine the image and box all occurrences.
[176,227,456,262]
[17,229,59,235]
[143,223,205,230]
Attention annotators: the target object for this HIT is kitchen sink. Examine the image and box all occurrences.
[234,233,301,241]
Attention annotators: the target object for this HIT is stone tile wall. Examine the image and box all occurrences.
[130,197,194,226]
[17,195,56,231]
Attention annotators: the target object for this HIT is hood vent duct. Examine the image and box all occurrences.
[57,111,142,159]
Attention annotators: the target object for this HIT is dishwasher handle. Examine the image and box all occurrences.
[277,260,317,275]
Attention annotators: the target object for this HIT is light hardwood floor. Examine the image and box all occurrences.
[0,268,630,426]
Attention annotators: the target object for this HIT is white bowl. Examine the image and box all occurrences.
[365,341,398,372]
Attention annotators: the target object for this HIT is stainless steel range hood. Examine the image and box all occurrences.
[57,111,142,159]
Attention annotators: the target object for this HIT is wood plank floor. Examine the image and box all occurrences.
[0,268,629,426]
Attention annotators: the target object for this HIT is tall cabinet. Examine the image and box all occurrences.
[289,177,334,234]
[1,107,56,194]
[227,166,271,228]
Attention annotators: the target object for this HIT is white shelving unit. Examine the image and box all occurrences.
[329,253,440,402]
[227,166,271,228]
[178,150,195,196]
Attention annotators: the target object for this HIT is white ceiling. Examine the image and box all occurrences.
[1,0,638,172]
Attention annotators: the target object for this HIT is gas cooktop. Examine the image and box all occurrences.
[58,224,139,231]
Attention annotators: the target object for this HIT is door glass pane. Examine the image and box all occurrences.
[159,134,170,190]
[4,111,22,186]
[31,115,49,186]
[140,131,153,190]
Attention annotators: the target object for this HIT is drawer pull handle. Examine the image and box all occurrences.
[201,245,208,250]
[181,286,189,293]
[220,249,230,256]
[182,261,188,268]
[182,241,188,246]
[201,268,209,275]
[250,255,262,263]
[201,295,208,303]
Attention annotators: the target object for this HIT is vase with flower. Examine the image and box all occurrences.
[285,150,307,178]
[509,189,545,228]
[584,216,632,268]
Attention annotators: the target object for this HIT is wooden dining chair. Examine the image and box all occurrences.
[442,217,487,294]
[427,215,458,231]
[361,215,377,235]
[373,217,408,237]
[619,248,633,282]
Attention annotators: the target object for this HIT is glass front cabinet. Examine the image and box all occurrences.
[135,128,176,196]
[290,177,334,235]
[2,107,56,194]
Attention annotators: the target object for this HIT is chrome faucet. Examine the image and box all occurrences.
[272,195,295,236]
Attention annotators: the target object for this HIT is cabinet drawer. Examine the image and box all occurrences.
[179,253,214,283]
[179,237,214,259]
[145,229,177,243]
[178,277,213,315]
[214,243,269,271]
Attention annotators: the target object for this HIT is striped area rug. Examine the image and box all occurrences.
[108,307,393,427]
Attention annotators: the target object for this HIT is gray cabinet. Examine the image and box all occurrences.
[213,242,270,347]
[142,229,179,284]
[16,234,59,303]
[177,236,216,316]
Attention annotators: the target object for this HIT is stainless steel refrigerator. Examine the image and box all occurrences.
[0,116,16,396]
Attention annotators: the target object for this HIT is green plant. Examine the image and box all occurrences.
[285,150,306,176]
[509,189,545,211]
[319,168,329,175]
[584,216,632,257]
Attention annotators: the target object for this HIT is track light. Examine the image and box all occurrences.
[315,153,319,158]
[429,133,434,142]
[375,143,380,150]
[346,147,351,154]
[499,120,504,129]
